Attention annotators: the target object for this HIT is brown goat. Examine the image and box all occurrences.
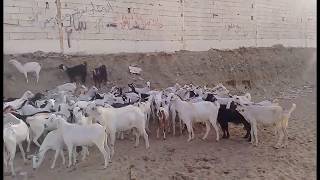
[157,107,170,140]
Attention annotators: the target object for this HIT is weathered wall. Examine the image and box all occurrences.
[4,0,316,54]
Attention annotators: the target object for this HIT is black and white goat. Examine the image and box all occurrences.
[58,62,87,83]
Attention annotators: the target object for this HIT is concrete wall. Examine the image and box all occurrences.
[4,0,316,54]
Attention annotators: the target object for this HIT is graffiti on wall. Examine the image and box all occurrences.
[61,1,113,47]
[115,14,163,30]
[94,14,163,32]
[24,0,164,48]
[225,23,241,33]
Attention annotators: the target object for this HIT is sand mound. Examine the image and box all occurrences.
[4,47,315,98]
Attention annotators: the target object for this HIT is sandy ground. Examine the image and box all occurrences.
[3,46,316,180]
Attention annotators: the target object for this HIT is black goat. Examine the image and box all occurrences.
[58,62,87,83]
[93,65,107,88]
[217,101,251,141]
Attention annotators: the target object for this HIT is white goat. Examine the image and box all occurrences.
[131,81,151,94]
[32,129,65,169]
[78,86,98,101]
[85,103,149,159]
[73,100,91,109]
[124,92,140,103]
[135,98,152,132]
[4,90,34,110]
[9,59,41,83]
[3,113,31,176]
[56,83,77,94]
[26,112,56,147]
[73,107,92,125]
[236,103,296,148]
[55,103,72,121]
[18,99,55,116]
[233,92,252,103]
[51,114,110,168]
[170,95,220,142]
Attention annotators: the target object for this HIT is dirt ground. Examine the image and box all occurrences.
[3,46,316,180]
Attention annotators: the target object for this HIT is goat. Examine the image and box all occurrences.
[4,97,19,102]
[128,81,151,94]
[58,62,87,83]
[156,106,170,140]
[93,65,107,88]
[78,86,98,101]
[217,101,251,140]
[51,114,110,168]
[3,113,31,176]
[26,112,56,147]
[32,129,65,169]
[9,59,41,83]
[170,95,220,142]
[124,92,140,103]
[135,98,152,133]
[236,102,296,148]
[84,103,149,159]
[4,90,34,110]
[73,107,92,125]
[55,83,77,94]
[29,92,45,105]
[18,99,55,116]
[233,93,252,103]
[71,107,92,160]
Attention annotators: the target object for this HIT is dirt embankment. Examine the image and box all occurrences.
[3,45,316,99]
